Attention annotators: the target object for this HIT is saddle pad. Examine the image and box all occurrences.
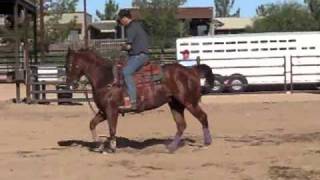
[134,63,162,84]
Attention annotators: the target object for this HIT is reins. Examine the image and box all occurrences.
[79,81,97,115]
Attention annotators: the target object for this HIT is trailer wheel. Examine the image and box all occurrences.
[211,74,224,93]
[227,74,248,93]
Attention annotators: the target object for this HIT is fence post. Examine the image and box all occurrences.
[290,56,294,93]
[24,42,31,103]
[160,49,164,61]
[196,56,201,65]
[283,56,287,93]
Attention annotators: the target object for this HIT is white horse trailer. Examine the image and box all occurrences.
[176,32,320,93]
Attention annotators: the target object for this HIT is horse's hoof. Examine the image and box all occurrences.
[204,138,212,146]
[104,148,116,154]
[90,142,105,153]
[167,143,178,153]
[102,149,116,155]
[203,129,212,146]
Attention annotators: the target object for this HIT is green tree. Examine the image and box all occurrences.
[304,0,320,25]
[214,0,240,17]
[48,0,79,13]
[44,0,79,42]
[248,2,318,32]
[96,0,119,20]
[137,0,186,48]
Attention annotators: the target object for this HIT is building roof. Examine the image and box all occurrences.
[0,0,37,14]
[214,17,253,30]
[90,20,117,33]
[44,12,92,25]
[177,7,213,20]
[128,7,213,20]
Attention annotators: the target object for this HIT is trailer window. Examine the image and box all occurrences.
[226,41,236,44]
[251,48,259,51]
[191,50,199,53]
[203,50,213,53]
[214,42,224,45]
[191,43,199,46]
[270,40,277,43]
[289,47,296,50]
[279,47,287,50]
[238,49,248,52]
[260,40,268,43]
[261,48,268,51]
[310,47,316,50]
[203,42,213,45]
[279,40,287,43]
[251,41,258,44]
[237,41,247,44]
[226,49,236,52]
[270,48,277,51]
[302,47,308,50]
[180,43,188,46]
[288,39,296,42]
[214,50,224,53]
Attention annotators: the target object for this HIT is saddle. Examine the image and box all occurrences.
[113,60,163,104]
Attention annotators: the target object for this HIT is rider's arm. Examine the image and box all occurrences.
[125,22,138,51]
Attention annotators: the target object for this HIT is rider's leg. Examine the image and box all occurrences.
[122,54,148,108]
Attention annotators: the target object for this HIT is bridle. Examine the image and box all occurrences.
[66,55,97,115]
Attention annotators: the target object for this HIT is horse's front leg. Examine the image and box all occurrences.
[89,111,105,142]
[105,104,119,153]
[89,111,106,152]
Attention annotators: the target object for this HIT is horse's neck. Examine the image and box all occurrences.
[83,59,113,91]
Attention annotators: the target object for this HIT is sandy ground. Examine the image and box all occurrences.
[0,84,320,180]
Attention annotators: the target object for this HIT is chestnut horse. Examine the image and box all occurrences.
[65,49,214,153]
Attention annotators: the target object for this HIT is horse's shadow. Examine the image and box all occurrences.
[57,136,197,152]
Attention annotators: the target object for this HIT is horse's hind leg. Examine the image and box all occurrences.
[185,103,212,146]
[168,99,186,153]
[89,111,105,142]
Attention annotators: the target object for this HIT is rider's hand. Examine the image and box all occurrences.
[121,44,132,51]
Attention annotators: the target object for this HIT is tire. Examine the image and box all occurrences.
[226,74,248,93]
[211,74,224,93]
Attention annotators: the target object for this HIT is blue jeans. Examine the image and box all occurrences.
[123,53,149,103]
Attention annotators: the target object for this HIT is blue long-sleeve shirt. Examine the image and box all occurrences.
[126,20,150,56]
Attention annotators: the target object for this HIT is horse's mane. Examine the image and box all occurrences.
[78,48,114,69]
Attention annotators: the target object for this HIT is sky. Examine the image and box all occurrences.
[77,0,305,19]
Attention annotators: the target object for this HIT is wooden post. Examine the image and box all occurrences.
[39,0,45,62]
[33,10,38,64]
[24,41,31,103]
[14,1,20,103]
[83,0,88,48]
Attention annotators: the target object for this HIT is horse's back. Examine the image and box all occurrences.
[162,63,202,104]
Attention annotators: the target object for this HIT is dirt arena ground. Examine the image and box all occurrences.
[0,84,320,180]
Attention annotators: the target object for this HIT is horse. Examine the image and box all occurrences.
[65,49,214,153]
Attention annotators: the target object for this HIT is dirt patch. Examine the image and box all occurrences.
[269,166,320,180]
[1,92,320,180]
[223,132,320,146]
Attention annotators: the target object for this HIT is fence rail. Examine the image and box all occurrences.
[23,42,177,104]
[290,55,320,92]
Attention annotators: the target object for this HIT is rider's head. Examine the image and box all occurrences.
[117,9,132,26]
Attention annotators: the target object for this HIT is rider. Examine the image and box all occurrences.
[117,9,150,110]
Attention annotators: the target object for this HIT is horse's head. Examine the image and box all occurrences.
[65,48,84,89]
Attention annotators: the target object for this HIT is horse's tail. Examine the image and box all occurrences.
[193,64,214,91]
